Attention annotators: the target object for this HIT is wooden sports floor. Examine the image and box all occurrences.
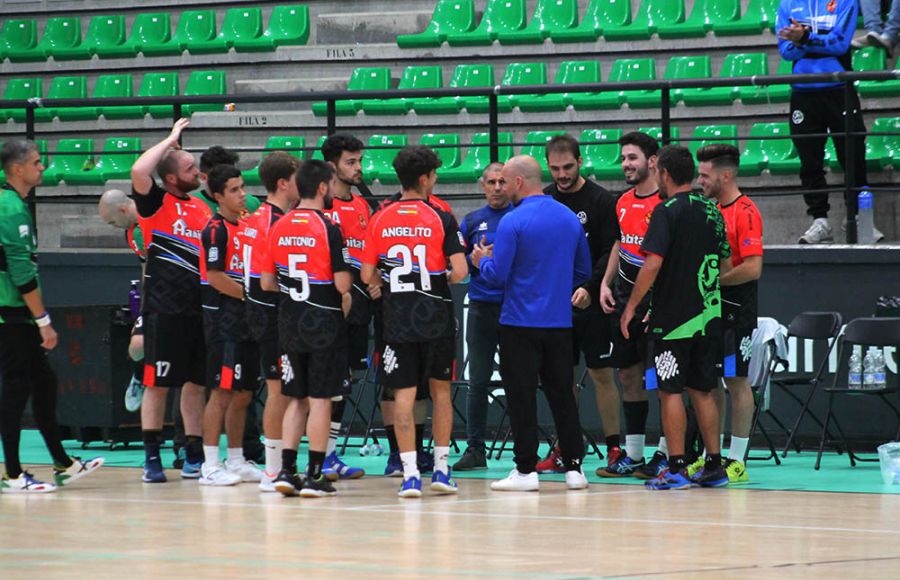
[3,450,900,579]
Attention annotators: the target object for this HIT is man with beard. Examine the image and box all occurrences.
[194,146,261,215]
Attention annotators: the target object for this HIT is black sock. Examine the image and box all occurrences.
[308,450,326,479]
[705,453,722,471]
[385,425,398,454]
[415,423,425,453]
[185,435,203,464]
[623,401,649,435]
[330,398,346,423]
[282,449,298,474]
[605,434,621,451]
[669,455,686,474]
[143,430,162,459]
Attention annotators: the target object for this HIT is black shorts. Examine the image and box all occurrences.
[347,322,370,372]
[644,335,722,394]
[380,338,455,398]
[723,326,755,379]
[258,339,282,381]
[142,313,206,388]
[282,347,350,400]
[207,341,261,391]
[609,310,647,369]
[572,309,613,369]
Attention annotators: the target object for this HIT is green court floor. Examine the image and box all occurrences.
[3,430,898,495]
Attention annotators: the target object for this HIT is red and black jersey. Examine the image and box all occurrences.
[379,192,455,219]
[362,198,465,344]
[323,193,372,325]
[612,188,663,308]
[718,194,764,328]
[200,213,249,343]
[133,182,212,315]
[240,201,285,343]
[264,208,349,353]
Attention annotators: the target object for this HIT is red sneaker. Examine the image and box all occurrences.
[536,446,565,474]
[606,446,625,468]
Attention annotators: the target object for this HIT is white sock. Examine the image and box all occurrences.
[728,436,749,461]
[400,451,419,480]
[227,447,243,463]
[625,434,645,461]
[327,422,340,456]
[657,437,668,456]
[434,446,450,475]
[264,438,282,475]
[203,445,219,466]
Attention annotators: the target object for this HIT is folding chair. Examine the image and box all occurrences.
[746,340,783,464]
[339,344,383,455]
[815,317,900,470]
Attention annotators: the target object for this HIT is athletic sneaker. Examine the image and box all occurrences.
[398,476,423,498]
[259,470,277,493]
[491,469,539,492]
[224,457,262,483]
[180,460,202,480]
[53,456,104,487]
[452,447,487,471]
[274,470,304,497]
[535,446,565,474]
[430,470,458,494]
[686,456,706,478]
[172,446,185,470]
[124,375,144,412]
[596,455,645,478]
[694,463,729,488]
[798,218,833,244]
[142,454,167,483]
[199,462,241,487]
[645,469,692,491]
[322,452,365,481]
[2,472,56,494]
[417,450,434,474]
[384,452,403,477]
[565,469,589,490]
[300,475,337,498]
[634,451,668,480]
[724,458,749,484]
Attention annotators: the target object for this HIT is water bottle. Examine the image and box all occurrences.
[360,443,385,457]
[857,189,875,244]
[128,280,141,321]
[863,348,877,390]
[873,349,887,390]
[848,349,862,389]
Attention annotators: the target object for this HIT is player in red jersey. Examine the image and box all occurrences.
[361,146,468,498]
[263,160,352,498]
[697,144,764,484]
[241,152,301,491]
[131,119,210,483]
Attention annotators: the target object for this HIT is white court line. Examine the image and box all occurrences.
[342,487,647,510]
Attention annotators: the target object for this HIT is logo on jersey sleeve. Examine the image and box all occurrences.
[576,211,588,225]
[457,231,465,246]
[18,224,29,238]
[208,247,219,262]
[477,221,488,231]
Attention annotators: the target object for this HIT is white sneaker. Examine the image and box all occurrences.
[53,456,104,487]
[852,32,871,49]
[124,375,144,412]
[259,470,277,492]
[872,32,896,58]
[199,462,241,486]
[1,471,56,494]
[225,457,262,483]
[842,218,885,243]
[798,218,833,244]
[491,469,539,492]
[565,469,589,490]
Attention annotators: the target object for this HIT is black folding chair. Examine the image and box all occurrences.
[815,317,900,470]
[746,340,784,464]
[339,346,383,455]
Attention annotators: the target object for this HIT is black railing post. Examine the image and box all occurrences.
[661,86,672,146]
[489,92,499,163]
[25,103,36,227]
[327,99,337,136]
[843,80,858,244]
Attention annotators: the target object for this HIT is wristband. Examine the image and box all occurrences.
[34,312,51,328]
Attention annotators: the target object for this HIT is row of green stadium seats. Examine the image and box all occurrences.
[0,6,308,61]
[0,71,226,122]
[0,138,138,185]
[398,0,784,47]
[313,48,898,117]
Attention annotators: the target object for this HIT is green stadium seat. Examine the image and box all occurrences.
[420,133,462,170]
[657,0,739,39]
[243,136,307,185]
[440,132,514,182]
[172,10,219,55]
[36,17,85,61]
[362,135,409,183]
[234,5,310,51]
[96,74,149,119]
[312,67,391,117]
[854,47,900,97]
[681,52,767,106]
[552,0,631,43]
[0,19,38,62]
[571,58,653,110]
[310,136,327,161]
[740,123,798,175]
[666,55,713,103]
[37,76,89,122]
[69,74,132,120]
[0,78,41,122]
[81,15,132,59]
[868,117,900,171]
[398,0,476,48]
[714,0,779,36]
[467,62,546,113]
[581,129,623,180]
[687,125,738,157]
[521,131,567,178]
[638,126,681,145]
[498,0,579,44]
[196,7,264,53]
[361,66,443,115]
[764,58,793,103]
[182,70,227,116]
[618,58,661,108]
[413,64,494,114]
[127,13,179,56]
[603,0,685,41]
[66,137,141,185]
[518,60,599,112]
[43,139,93,185]
[446,0,526,46]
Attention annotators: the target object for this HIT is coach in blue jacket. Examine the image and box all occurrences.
[472,156,592,492]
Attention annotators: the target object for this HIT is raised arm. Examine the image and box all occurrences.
[131,118,190,195]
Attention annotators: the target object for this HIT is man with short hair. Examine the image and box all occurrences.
[195,145,261,214]
[361,145,468,498]
[453,162,512,471]
[621,145,732,491]
[131,119,210,483]
[541,134,620,474]
[0,140,104,493]
[695,144,764,484]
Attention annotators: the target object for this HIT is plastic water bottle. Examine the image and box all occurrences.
[128,280,141,321]
[857,189,875,244]
[863,348,877,390]
[359,443,384,457]
[873,349,887,390]
[848,350,862,389]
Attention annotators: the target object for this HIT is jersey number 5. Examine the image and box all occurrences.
[288,254,310,302]
[387,243,431,293]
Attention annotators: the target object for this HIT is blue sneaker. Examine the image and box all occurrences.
[180,460,202,479]
[596,455,646,478]
[693,462,729,488]
[384,452,403,477]
[430,469,458,494]
[398,475,422,498]
[417,450,434,474]
[645,469,692,491]
[634,451,668,480]
[142,454,167,484]
[322,452,365,482]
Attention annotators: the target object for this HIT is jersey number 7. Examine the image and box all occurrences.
[388,243,431,293]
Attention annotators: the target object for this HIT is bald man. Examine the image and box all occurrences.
[472,156,592,492]
[99,189,144,260]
